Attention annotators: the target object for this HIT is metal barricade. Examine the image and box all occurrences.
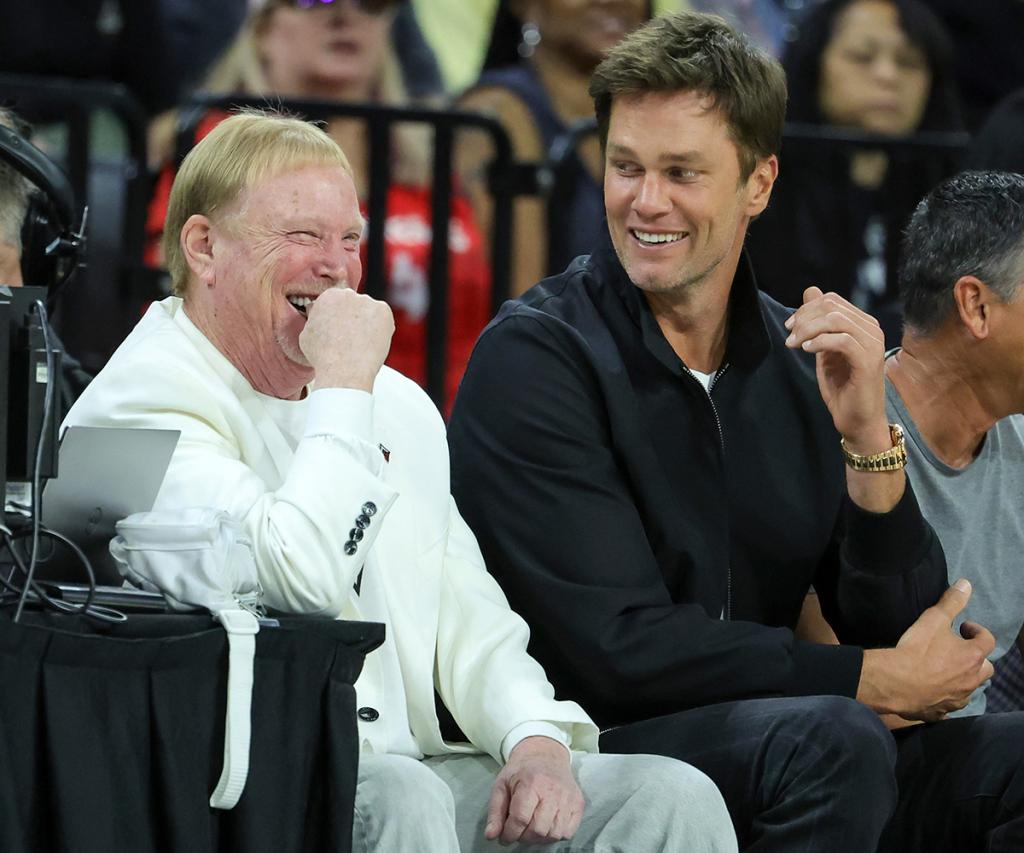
[176,96,521,413]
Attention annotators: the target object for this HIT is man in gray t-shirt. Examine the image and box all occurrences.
[885,170,1024,716]
[885,380,1024,715]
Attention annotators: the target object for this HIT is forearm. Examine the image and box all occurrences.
[843,421,906,513]
[832,475,948,646]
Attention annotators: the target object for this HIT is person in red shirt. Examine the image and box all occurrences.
[146,0,491,414]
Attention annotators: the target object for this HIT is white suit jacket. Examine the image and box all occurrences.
[64,297,597,762]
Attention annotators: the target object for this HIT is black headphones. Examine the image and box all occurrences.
[0,122,86,299]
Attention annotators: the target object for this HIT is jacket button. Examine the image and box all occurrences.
[344,541,358,556]
[349,527,364,542]
[357,706,379,722]
[362,501,378,517]
[355,513,371,530]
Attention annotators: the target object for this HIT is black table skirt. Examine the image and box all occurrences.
[0,611,384,853]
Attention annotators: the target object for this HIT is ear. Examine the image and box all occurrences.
[180,214,217,290]
[953,275,993,340]
[744,154,778,218]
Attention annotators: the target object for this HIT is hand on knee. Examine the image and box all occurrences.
[485,736,585,844]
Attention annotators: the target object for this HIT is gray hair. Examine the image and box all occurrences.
[899,170,1024,335]
[0,107,32,251]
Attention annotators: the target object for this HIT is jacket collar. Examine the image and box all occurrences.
[588,227,772,374]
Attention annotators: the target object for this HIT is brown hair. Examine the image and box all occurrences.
[164,109,352,296]
[589,11,787,178]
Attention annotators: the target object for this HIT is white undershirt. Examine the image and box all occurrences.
[689,368,716,391]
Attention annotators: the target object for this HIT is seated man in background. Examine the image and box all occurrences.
[448,11,1024,852]
[884,170,1024,718]
[63,110,736,853]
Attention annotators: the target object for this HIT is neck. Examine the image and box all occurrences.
[531,49,596,127]
[182,298,312,401]
[644,275,733,373]
[886,333,1001,468]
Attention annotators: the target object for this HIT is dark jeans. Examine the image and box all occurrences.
[602,698,1024,852]
[601,695,897,852]
[881,712,1024,853]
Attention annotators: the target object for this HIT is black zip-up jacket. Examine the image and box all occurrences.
[448,231,948,730]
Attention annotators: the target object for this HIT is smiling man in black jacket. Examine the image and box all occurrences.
[448,11,1024,853]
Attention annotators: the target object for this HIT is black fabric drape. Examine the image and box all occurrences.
[0,611,383,853]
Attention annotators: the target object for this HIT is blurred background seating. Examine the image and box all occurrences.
[0,0,1021,412]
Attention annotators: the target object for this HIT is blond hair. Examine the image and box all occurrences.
[164,110,352,296]
[198,2,433,187]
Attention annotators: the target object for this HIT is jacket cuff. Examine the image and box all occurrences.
[305,387,373,441]
[843,483,929,576]
[501,722,572,764]
[790,641,863,698]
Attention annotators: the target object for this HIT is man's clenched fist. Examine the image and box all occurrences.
[299,287,394,392]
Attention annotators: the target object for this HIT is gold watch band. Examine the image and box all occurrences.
[840,423,908,472]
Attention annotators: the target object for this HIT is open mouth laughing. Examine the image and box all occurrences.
[286,294,317,317]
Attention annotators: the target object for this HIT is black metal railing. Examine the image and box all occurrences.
[178,96,521,412]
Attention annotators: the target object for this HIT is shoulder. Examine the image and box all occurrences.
[756,289,796,339]
[995,414,1024,448]
[480,258,601,351]
[64,299,235,430]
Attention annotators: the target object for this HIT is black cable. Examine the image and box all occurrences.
[0,526,126,623]
[13,300,57,622]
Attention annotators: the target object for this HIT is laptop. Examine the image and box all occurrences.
[29,425,181,588]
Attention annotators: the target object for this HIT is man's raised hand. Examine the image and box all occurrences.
[784,286,890,455]
[299,287,394,392]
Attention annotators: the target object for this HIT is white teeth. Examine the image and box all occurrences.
[633,230,686,244]
[287,295,315,308]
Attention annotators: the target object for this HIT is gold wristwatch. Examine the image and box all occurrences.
[840,423,908,472]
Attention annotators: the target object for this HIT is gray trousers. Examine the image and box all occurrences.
[352,750,737,852]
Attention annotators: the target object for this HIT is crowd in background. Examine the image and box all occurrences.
[1,0,1023,403]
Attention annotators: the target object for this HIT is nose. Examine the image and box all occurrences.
[871,53,901,86]
[316,241,354,287]
[632,172,671,218]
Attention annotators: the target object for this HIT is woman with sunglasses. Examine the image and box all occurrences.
[146,0,490,414]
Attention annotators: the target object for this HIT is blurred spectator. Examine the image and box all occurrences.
[964,89,1024,175]
[745,0,962,344]
[147,0,487,414]
[920,0,1024,132]
[457,0,649,297]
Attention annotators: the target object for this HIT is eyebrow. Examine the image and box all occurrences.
[606,143,707,165]
[277,215,366,234]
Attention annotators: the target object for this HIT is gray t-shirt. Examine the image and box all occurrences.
[886,379,1024,715]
